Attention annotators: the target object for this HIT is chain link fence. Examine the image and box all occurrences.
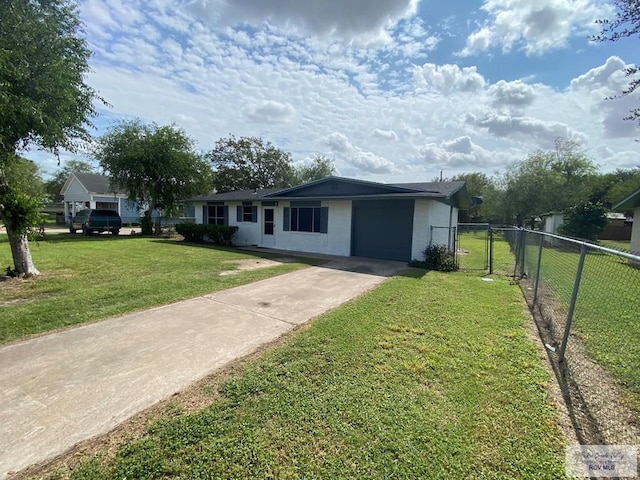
[495,228,640,446]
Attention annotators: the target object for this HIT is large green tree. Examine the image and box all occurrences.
[446,172,503,223]
[587,167,640,208]
[207,136,297,192]
[0,0,102,276]
[94,120,213,235]
[293,155,337,184]
[593,0,640,124]
[502,139,596,226]
[45,159,97,203]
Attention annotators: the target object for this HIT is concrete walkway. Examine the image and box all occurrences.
[0,258,405,478]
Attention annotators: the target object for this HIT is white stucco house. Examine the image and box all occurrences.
[60,173,140,223]
[614,188,640,255]
[185,176,470,262]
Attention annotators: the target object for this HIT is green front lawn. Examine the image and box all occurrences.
[60,271,566,479]
[0,233,316,344]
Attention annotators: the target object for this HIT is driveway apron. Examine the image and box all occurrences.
[0,258,405,478]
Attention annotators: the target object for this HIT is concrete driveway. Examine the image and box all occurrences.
[0,257,405,478]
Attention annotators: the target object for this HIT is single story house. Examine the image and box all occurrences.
[613,188,640,255]
[186,176,470,262]
[60,172,140,223]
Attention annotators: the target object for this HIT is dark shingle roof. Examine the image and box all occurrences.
[391,181,466,197]
[186,188,283,202]
[184,178,468,208]
[72,173,126,194]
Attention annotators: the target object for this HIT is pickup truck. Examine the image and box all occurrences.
[70,209,122,235]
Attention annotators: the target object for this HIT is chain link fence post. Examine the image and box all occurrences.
[532,233,544,306]
[557,242,587,364]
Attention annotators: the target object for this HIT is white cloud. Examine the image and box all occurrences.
[459,0,614,56]
[244,100,295,123]
[188,0,419,42]
[372,128,399,141]
[323,132,398,174]
[569,56,640,138]
[413,63,486,92]
[466,112,588,146]
[419,136,505,169]
[570,56,632,94]
[488,80,538,108]
[38,2,639,185]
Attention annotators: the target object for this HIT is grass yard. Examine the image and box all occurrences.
[52,271,566,480]
[0,233,317,344]
[600,239,631,252]
[457,230,516,274]
[522,238,640,406]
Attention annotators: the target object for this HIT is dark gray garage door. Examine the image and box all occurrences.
[351,199,414,261]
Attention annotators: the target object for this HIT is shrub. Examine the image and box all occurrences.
[175,223,238,246]
[558,202,608,242]
[410,244,458,272]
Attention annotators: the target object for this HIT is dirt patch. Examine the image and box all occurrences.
[218,257,298,276]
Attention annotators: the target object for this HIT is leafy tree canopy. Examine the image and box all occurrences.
[294,155,337,184]
[559,202,609,242]
[207,136,297,192]
[502,139,596,225]
[0,156,45,234]
[446,172,502,222]
[94,120,213,234]
[0,0,102,158]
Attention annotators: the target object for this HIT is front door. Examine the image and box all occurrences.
[262,207,276,247]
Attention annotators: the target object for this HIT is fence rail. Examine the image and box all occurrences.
[495,227,640,446]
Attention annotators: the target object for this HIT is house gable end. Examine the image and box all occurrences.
[61,173,89,196]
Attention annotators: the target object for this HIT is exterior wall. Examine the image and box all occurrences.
[192,199,352,256]
[429,201,457,250]
[541,213,563,234]
[411,200,457,260]
[62,178,88,202]
[120,199,141,223]
[411,200,430,261]
[274,200,352,256]
[227,201,261,246]
[632,207,640,255]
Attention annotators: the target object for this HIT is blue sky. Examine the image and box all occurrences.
[30,0,640,182]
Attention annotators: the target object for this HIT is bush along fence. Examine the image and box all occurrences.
[496,228,640,446]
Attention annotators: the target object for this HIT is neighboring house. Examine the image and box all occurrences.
[186,176,470,262]
[60,173,139,223]
[600,212,632,241]
[539,212,564,235]
[613,188,640,254]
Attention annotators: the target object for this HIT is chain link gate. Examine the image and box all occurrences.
[456,223,490,270]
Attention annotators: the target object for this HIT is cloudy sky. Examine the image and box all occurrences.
[31,0,640,182]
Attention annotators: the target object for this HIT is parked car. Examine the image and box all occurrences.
[70,209,122,236]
